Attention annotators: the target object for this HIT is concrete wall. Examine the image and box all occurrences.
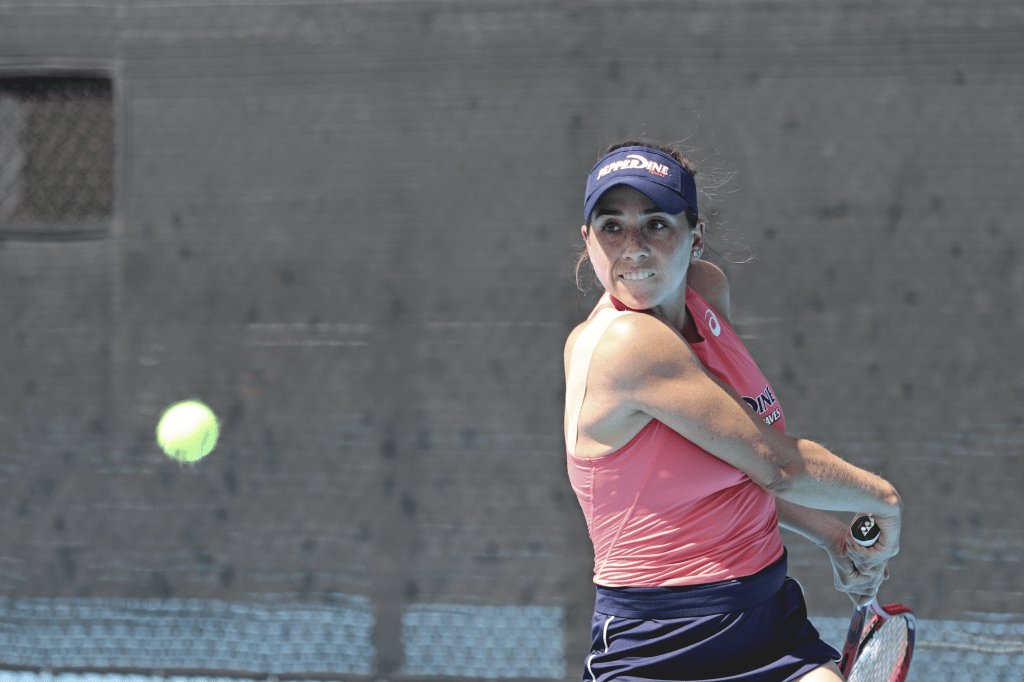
[1,0,1022,677]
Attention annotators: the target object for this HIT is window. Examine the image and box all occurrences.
[0,73,114,236]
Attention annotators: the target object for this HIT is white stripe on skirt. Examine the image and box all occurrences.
[586,615,616,682]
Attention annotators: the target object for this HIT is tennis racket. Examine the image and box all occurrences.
[838,516,917,682]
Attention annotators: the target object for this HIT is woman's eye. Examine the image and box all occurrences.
[601,222,621,233]
[647,219,668,230]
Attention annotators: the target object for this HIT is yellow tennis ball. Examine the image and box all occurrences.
[156,400,219,463]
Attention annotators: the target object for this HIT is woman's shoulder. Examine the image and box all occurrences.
[687,260,731,324]
[565,296,689,385]
[566,295,654,363]
[566,294,659,344]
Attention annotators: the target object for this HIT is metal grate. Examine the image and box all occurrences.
[0,75,114,225]
[401,604,566,679]
[0,596,375,675]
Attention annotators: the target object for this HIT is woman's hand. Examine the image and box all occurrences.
[775,501,902,607]
[847,510,901,572]
[825,512,902,607]
[825,533,884,607]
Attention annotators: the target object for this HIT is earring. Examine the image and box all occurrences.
[693,250,702,259]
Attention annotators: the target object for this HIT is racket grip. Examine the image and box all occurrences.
[851,515,881,547]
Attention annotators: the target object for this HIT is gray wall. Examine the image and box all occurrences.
[1,0,1022,677]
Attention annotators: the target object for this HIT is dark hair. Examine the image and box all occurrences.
[575,140,700,291]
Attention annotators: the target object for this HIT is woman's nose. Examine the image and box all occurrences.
[622,228,648,259]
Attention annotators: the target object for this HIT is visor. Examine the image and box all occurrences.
[584,146,698,222]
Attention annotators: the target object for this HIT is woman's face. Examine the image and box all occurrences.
[583,185,703,314]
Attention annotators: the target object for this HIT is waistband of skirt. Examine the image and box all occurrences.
[594,549,788,619]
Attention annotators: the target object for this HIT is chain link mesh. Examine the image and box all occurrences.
[0,75,114,225]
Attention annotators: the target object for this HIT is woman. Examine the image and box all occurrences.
[564,141,902,682]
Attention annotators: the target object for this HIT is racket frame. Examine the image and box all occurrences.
[839,598,917,682]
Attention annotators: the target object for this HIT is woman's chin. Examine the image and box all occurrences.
[612,286,658,311]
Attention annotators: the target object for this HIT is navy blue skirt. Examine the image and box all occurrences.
[584,551,840,682]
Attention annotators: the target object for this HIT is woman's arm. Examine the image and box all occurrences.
[685,263,900,547]
[592,314,902,520]
[776,498,848,548]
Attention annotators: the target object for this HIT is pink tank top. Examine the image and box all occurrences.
[566,287,785,587]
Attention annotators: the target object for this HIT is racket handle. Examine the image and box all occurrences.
[851,515,881,547]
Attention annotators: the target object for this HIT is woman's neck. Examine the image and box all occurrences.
[648,286,690,332]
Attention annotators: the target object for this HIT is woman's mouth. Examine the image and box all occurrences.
[621,271,655,281]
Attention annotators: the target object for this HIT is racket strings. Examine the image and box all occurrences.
[848,615,911,682]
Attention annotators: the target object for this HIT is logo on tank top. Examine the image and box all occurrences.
[704,308,721,337]
[743,385,782,426]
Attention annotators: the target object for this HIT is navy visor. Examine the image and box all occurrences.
[584,146,698,222]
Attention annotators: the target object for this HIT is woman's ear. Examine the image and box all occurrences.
[692,220,706,252]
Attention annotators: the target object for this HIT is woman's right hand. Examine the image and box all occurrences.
[826,534,885,607]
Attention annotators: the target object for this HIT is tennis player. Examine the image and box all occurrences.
[565,141,903,682]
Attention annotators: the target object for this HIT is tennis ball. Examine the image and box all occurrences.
[156,400,219,463]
